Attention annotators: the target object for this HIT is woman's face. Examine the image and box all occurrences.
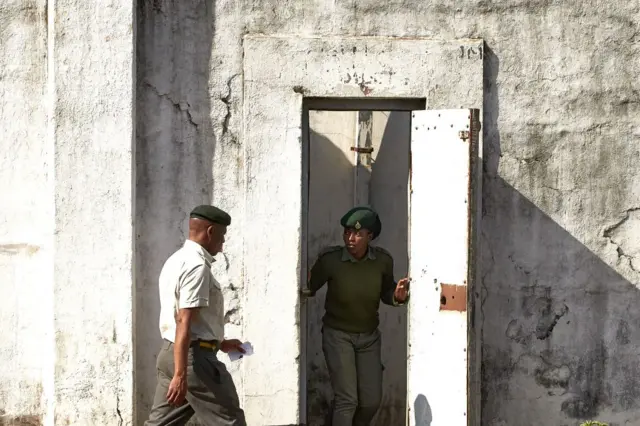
[343,227,372,256]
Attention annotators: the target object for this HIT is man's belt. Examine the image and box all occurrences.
[192,339,219,351]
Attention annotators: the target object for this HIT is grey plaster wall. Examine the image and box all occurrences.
[134,1,640,425]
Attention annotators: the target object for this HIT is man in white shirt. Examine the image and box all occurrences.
[145,205,246,426]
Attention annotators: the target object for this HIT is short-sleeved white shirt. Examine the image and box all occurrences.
[158,239,224,342]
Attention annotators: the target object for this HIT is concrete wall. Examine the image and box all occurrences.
[1,0,135,424]
[52,0,135,424]
[2,0,639,424]
[136,0,639,425]
[0,1,49,424]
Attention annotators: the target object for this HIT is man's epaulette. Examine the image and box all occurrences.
[317,245,342,257]
[372,246,392,258]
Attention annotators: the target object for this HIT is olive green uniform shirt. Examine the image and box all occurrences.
[308,246,405,333]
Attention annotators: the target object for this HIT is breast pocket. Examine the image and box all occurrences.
[210,278,224,314]
[208,277,225,338]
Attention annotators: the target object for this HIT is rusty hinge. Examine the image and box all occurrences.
[458,130,470,141]
[350,146,374,154]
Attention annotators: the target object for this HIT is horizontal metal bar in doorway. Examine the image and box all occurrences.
[303,97,426,111]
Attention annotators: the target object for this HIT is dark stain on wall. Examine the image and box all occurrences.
[615,320,630,345]
[0,415,42,426]
[481,40,640,421]
[306,362,332,425]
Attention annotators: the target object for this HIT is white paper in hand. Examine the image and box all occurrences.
[228,342,254,362]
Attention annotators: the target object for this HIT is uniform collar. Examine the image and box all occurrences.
[184,239,215,265]
[341,246,376,263]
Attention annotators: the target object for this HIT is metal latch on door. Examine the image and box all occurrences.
[350,146,375,154]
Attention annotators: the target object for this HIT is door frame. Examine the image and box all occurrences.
[301,99,423,425]
[242,35,483,425]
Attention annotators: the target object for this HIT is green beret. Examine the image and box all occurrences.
[190,205,231,226]
[340,206,382,239]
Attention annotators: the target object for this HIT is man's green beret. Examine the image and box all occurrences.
[340,206,382,239]
[190,205,231,226]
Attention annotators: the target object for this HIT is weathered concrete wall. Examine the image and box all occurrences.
[0,1,49,424]
[52,0,135,424]
[136,0,640,425]
[135,2,243,424]
[3,0,639,424]
[1,0,136,424]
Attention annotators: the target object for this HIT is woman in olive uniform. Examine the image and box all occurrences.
[302,206,410,426]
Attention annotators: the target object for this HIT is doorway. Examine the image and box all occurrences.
[302,99,424,426]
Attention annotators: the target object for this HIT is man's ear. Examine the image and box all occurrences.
[207,225,215,238]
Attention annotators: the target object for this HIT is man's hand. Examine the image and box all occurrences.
[220,339,245,354]
[394,278,411,303]
[166,373,187,406]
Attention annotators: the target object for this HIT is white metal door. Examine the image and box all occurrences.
[407,109,481,426]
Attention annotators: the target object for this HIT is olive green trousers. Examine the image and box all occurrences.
[322,326,383,426]
[145,340,246,426]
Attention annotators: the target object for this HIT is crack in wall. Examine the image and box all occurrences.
[220,74,240,145]
[221,252,231,272]
[535,302,569,340]
[502,151,554,164]
[542,184,576,193]
[614,245,639,273]
[603,208,640,235]
[603,207,640,273]
[480,230,494,326]
[116,394,123,426]
[143,81,199,129]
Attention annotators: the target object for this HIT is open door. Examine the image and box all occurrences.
[407,109,482,426]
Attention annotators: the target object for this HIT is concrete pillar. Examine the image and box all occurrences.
[50,1,136,424]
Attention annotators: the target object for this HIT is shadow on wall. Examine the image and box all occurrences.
[482,176,640,424]
[305,126,355,426]
[368,111,410,426]
[135,0,216,423]
[481,45,640,424]
[414,394,432,426]
[305,111,410,426]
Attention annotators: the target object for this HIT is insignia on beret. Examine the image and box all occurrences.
[339,206,382,239]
